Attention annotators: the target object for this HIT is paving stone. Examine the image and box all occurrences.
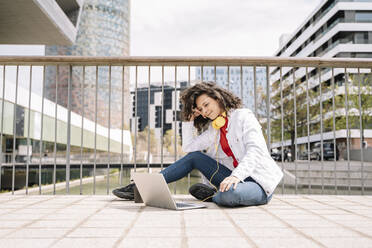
[28,220,79,228]
[184,218,233,228]
[228,213,277,221]
[278,213,325,220]
[188,237,252,248]
[253,237,321,248]
[242,227,301,239]
[310,209,349,215]
[283,218,338,228]
[81,220,134,228]
[0,204,20,209]
[40,213,89,221]
[90,212,138,221]
[335,219,372,228]
[127,227,182,237]
[1,195,372,247]
[352,226,372,236]
[316,237,372,248]
[266,209,309,215]
[12,208,57,214]
[67,227,125,238]
[0,238,55,248]
[325,214,368,221]
[234,218,288,228]
[0,220,31,228]
[134,216,181,227]
[185,227,241,237]
[56,208,98,215]
[0,213,46,220]
[0,229,13,237]
[117,237,181,248]
[52,238,116,248]
[6,228,69,238]
[297,227,363,238]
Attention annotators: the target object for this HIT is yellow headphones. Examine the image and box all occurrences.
[211,112,226,130]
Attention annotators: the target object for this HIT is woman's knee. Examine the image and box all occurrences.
[184,151,209,165]
[213,184,268,207]
[187,151,204,159]
[213,189,242,207]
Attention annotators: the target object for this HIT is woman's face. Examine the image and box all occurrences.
[195,94,223,120]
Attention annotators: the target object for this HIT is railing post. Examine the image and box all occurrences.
[266,66,271,151]
[357,68,365,195]
[11,66,19,196]
[26,66,32,195]
[39,66,46,195]
[80,66,85,194]
[66,65,72,194]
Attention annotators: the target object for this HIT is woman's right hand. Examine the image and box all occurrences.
[188,108,201,121]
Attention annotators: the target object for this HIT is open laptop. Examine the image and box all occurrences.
[132,173,206,210]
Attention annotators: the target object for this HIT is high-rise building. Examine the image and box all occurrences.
[271,0,372,156]
[195,67,267,114]
[130,82,191,141]
[45,0,131,129]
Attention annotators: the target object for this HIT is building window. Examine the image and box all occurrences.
[355,12,372,22]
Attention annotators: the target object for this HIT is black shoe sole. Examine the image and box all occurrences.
[112,190,134,200]
[189,183,216,202]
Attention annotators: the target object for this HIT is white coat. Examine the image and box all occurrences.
[182,108,283,196]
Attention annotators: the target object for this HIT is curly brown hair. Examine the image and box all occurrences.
[180,82,242,132]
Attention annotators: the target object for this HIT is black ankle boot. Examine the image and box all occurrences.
[112,183,135,200]
[189,183,217,202]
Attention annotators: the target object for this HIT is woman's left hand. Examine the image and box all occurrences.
[219,176,240,192]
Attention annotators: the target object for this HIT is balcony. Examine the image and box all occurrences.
[0,56,372,246]
[0,0,82,45]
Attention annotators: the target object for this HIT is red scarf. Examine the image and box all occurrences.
[219,117,239,167]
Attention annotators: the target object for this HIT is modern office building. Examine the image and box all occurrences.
[130,81,191,142]
[270,0,372,157]
[195,67,267,114]
[45,0,131,129]
[0,0,83,45]
[0,0,133,189]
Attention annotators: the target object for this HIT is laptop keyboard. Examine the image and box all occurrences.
[176,202,193,208]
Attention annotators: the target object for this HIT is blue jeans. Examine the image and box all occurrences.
[160,151,272,207]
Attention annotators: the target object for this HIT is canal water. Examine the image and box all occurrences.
[25,168,202,195]
[2,167,371,195]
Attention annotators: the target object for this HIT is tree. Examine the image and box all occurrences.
[131,126,159,163]
[163,129,184,157]
[347,73,372,147]
[270,70,318,161]
[269,70,372,161]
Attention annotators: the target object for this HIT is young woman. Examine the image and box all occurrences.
[113,82,283,207]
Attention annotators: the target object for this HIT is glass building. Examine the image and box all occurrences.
[45,0,131,129]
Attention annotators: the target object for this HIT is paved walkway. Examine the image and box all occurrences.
[0,195,371,248]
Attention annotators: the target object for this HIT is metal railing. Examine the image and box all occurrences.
[0,56,372,195]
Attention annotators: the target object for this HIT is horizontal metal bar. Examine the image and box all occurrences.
[0,163,175,170]
[0,56,372,67]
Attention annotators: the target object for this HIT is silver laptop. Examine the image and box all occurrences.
[132,173,206,210]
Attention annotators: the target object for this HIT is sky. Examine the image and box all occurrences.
[0,0,323,57]
[0,0,323,86]
[130,0,323,56]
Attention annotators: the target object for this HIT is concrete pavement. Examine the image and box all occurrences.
[0,194,372,248]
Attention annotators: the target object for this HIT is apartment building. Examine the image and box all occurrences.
[271,0,372,158]
[130,81,192,143]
